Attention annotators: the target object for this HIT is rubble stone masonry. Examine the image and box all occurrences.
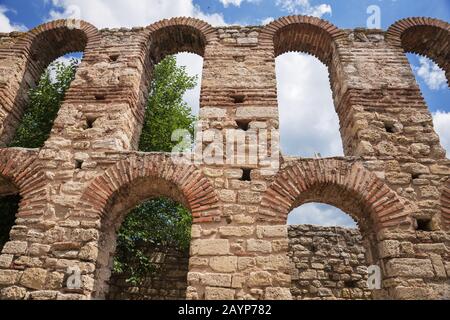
[0,15,448,300]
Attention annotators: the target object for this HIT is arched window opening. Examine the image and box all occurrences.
[0,195,21,251]
[407,53,450,156]
[0,173,20,251]
[1,22,92,147]
[106,196,192,300]
[138,53,203,153]
[276,52,343,157]
[287,203,372,300]
[90,173,196,300]
[8,52,83,148]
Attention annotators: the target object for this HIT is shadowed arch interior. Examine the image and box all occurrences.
[149,25,207,64]
[274,23,335,65]
[92,176,192,299]
[387,18,450,85]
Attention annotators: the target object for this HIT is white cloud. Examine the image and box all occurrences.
[176,53,203,116]
[275,0,332,18]
[276,52,343,157]
[414,56,447,91]
[288,203,357,228]
[261,17,275,25]
[47,0,226,28]
[219,0,260,7]
[0,6,26,32]
[433,111,450,156]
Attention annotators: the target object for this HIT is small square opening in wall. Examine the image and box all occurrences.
[231,94,246,104]
[95,94,106,101]
[384,123,395,133]
[75,160,84,170]
[416,218,432,231]
[240,169,252,181]
[344,280,358,288]
[236,120,250,131]
[86,116,97,129]
[109,54,120,62]
[411,173,420,180]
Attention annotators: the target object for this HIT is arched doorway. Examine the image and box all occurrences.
[261,159,412,299]
[78,154,219,299]
[287,203,372,300]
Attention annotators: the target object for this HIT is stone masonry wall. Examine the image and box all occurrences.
[0,16,448,300]
[288,225,372,300]
[106,246,189,300]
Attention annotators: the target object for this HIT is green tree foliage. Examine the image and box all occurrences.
[114,55,197,284]
[138,55,197,152]
[9,59,78,148]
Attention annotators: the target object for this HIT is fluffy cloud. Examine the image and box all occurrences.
[219,0,260,7]
[0,6,26,32]
[414,56,447,91]
[433,111,450,156]
[47,0,226,28]
[276,52,343,157]
[288,203,357,228]
[176,53,203,116]
[275,0,332,18]
[261,17,275,25]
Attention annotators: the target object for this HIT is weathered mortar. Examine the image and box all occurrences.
[0,16,448,300]
[288,225,372,300]
[106,246,189,301]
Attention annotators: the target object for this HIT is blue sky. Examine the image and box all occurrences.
[0,0,448,228]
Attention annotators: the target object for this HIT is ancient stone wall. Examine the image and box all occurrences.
[106,246,189,300]
[288,225,372,300]
[0,16,448,300]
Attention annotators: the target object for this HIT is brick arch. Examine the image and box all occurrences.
[79,153,220,223]
[386,17,450,85]
[14,19,100,70]
[0,20,101,146]
[259,15,346,65]
[146,17,218,63]
[79,153,220,299]
[0,148,47,217]
[260,159,411,231]
[442,178,450,230]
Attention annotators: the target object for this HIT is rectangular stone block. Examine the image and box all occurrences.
[236,107,278,119]
[247,239,272,253]
[191,239,230,256]
[205,287,235,300]
[209,256,238,273]
[256,226,287,238]
[386,258,435,278]
[218,226,254,238]
[2,241,27,255]
[201,273,232,287]
[0,270,20,286]
[19,268,48,290]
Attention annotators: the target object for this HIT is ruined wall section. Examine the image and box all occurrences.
[107,246,189,300]
[0,16,448,300]
[288,225,372,300]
